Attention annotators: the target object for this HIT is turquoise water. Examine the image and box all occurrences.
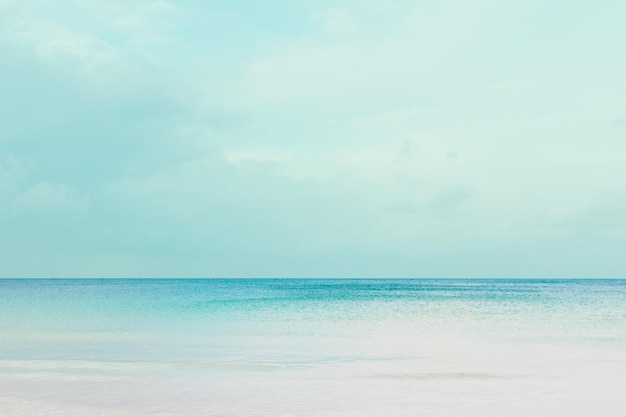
[1,279,625,416]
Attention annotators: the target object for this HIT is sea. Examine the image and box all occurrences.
[0,279,625,417]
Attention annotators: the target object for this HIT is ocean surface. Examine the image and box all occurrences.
[1,279,625,417]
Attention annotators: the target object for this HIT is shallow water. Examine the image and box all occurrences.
[1,279,625,416]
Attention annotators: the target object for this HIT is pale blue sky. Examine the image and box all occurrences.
[1,0,625,277]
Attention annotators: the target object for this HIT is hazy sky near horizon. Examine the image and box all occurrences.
[1,0,625,278]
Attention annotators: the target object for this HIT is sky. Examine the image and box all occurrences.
[1,0,625,278]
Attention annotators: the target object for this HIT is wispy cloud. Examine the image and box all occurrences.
[1,0,626,277]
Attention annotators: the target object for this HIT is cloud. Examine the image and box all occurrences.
[14,19,114,68]
[2,0,626,277]
[224,149,291,167]
[311,8,359,36]
[0,154,86,213]
[427,186,472,211]
[613,116,626,126]
[13,181,85,211]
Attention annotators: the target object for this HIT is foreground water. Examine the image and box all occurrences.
[1,279,625,416]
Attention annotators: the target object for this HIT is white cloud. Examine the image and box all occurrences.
[14,19,114,69]
[0,155,29,199]
[13,181,86,212]
[0,155,87,211]
[311,8,359,36]
[235,3,492,112]
[224,149,291,167]
[2,0,626,276]
[73,0,179,44]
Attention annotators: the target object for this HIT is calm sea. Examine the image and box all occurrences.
[1,279,625,416]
